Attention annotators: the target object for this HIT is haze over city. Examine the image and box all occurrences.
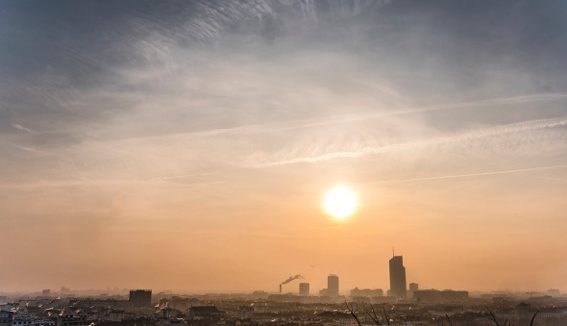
[2,0,567,297]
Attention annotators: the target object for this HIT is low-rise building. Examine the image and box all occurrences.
[414,289,469,303]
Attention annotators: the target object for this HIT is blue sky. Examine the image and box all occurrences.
[1,0,567,293]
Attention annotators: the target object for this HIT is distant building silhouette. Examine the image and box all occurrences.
[414,289,469,303]
[350,287,384,297]
[408,282,419,298]
[319,274,339,297]
[389,255,407,298]
[299,282,310,296]
[129,289,152,307]
[327,274,339,296]
[409,283,419,291]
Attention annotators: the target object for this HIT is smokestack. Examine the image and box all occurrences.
[279,274,303,293]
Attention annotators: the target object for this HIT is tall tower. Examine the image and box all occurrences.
[389,255,407,298]
[327,274,339,296]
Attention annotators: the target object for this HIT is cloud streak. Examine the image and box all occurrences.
[116,92,567,142]
[2,0,567,292]
[391,164,567,183]
[10,123,33,133]
[253,116,567,167]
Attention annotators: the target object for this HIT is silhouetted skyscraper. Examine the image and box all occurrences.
[389,255,406,298]
[327,274,339,296]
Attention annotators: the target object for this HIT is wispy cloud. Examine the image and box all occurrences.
[10,123,33,133]
[117,92,567,142]
[253,116,567,167]
[0,177,222,189]
[16,146,48,154]
[392,164,567,183]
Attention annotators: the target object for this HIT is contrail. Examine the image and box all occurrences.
[116,93,567,142]
[0,177,222,189]
[254,116,567,167]
[393,164,567,183]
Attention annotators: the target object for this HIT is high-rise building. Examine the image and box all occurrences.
[389,255,406,298]
[299,282,310,296]
[327,274,339,296]
[129,289,152,307]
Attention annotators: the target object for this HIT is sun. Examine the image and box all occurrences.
[323,185,358,220]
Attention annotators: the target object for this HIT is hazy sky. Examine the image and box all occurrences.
[1,0,567,294]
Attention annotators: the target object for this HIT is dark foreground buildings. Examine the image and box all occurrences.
[186,306,225,325]
[129,289,152,307]
[414,289,469,303]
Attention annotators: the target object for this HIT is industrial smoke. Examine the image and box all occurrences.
[279,274,303,293]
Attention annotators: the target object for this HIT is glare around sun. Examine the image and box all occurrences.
[323,185,358,220]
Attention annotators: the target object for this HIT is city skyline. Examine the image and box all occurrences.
[0,253,558,296]
[2,0,567,294]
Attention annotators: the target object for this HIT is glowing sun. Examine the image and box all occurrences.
[323,185,358,220]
